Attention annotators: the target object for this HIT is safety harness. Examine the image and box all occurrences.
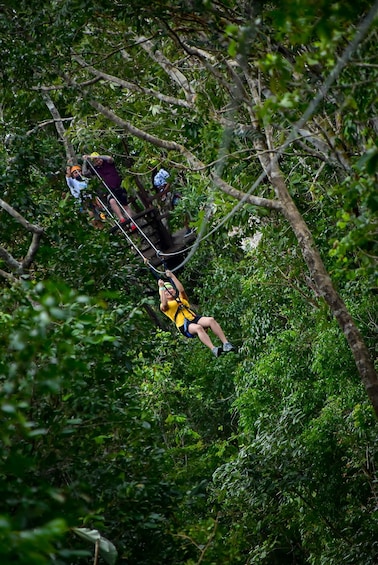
[173,299,198,339]
[152,267,199,339]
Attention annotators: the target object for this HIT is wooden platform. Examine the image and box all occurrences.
[137,226,196,268]
[108,203,196,269]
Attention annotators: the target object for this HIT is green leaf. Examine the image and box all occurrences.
[72,528,118,565]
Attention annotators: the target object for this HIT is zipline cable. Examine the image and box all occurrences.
[84,158,165,256]
[92,191,150,261]
[156,83,245,270]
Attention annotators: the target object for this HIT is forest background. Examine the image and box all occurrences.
[0,1,377,564]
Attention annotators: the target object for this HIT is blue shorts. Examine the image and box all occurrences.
[179,315,202,338]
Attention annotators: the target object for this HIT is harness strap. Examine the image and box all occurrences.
[172,301,198,339]
[173,300,197,324]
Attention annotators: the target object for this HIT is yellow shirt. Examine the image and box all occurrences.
[162,297,196,328]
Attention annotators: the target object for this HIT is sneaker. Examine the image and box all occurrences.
[212,346,223,358]
[223,342,235,353]
[119,217,128,225]
[130,223,137,232]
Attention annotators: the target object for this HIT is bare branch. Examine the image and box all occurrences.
[22,231,44,270]
[0,198,44,234]
[36,76,102,91]
[0,198,44,278]
[88,98,280,210]
[134,35,196,104]
[0,246,23,274]
[42,93,76,163]
[72,53,192,109]
[0,268,18,282]
[26,117,74,136]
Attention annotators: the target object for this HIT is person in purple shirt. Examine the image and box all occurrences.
[82,152,136,229]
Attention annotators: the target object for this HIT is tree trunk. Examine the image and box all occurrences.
[268,160,378,416]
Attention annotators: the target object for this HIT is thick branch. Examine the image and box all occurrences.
[211,171,282,210]
[0,268,18,282]
[88,98,280,210]
[241,33,378,415]
[22,231,44,270]
[134,35,196,104]
[42,93,76,163]
[0,198,44,277]
[72,54,192,109]
[0,246,23,274]
[264,129,378,417]
[0,197,44,234]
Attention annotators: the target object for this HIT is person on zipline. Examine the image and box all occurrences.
[158,270,235,357]
[82,152,136,230]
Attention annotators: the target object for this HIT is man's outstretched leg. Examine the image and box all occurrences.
[198,316,235,353]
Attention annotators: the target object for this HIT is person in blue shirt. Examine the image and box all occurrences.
[65,164,104,227]
[152,166,193,236]
[65,164,89,200]
[153,167,171,202]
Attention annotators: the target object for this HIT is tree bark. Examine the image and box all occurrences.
[0,198,44,278]
[267,157,378,416]
[41,93,77,163]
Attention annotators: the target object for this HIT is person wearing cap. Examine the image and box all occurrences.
[158,270,235,358]
[65,164,89,200]
[65,164,104,227]
[82,152,136,229]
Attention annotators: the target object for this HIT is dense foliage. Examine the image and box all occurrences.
[1,1,377,564]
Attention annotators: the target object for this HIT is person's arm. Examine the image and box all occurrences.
[165,270,188,301]
[81,157,92,177]
[148,183,171,204]
[158,279,169,312]
[158,183,171,198]
[65,168,73,190]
